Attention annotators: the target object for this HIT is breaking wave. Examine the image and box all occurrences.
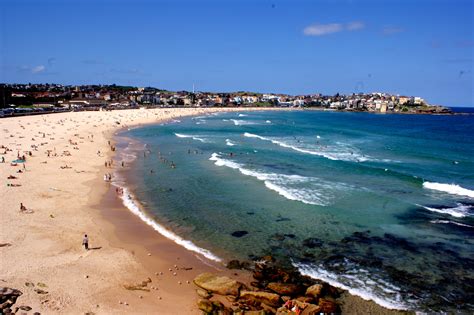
[420,203,473,218]
[430,219,473,228]
[230,119,257,126]
[423,182,474,198]
[293,262,412,311]
[209,153,345,206]
[243,132,372,162]
[175,133,208,143]
[225,139,237,146]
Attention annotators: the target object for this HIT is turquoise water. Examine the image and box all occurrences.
[119,110,474,312]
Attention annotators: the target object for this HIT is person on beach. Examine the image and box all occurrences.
[83,234,89,250]
[20,203,26,211]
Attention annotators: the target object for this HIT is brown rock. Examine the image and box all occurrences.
[261,303,277,314]
[281,296,291,302]
[123,278,152,291]
[226,260,242,269]
[226,295,237,302]
[305,284,323,299]
[318,298,338,313]
[193,273,242,296]
[243,311,267,315]
[240,290,280,307]
[34,289,48,295]
[196,288,212,299]
[275,306,291,315]
[296,296,313,303]
[267,283,301,296]
[197,299,213,313]
[301,303,322,315]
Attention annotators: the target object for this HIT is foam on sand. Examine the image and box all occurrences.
[209,153,345,206]
[423,182,474,198]
[293,262,411,311]
[174,133,208,143]
[116,184,222,262]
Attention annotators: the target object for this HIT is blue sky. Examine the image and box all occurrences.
[0,0,472,106]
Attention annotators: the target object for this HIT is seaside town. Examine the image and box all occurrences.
[0,83,452,116]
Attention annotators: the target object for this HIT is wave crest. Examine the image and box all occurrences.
[243,132,372,162]
[175,133,208,143]
[423,182,474,198]
[209,153,346,206]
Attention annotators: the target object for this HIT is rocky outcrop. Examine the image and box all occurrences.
[123,277,152,291]
[267,283,301,296]
[305,284,323,299]
[318,298,338,313]
[197,299,214,313]
[196,288,212,299]
[193,257,343,314]
[0,287,23,314]
[240,290,281,307]
[194,273,242,296]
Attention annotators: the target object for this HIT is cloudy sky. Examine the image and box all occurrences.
[0,0,472,106]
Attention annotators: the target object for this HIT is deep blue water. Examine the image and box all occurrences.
[119,110,474,312]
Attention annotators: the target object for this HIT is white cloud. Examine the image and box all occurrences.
[303,23,343,36]
[303,21,365,36]
[32,65,45,74]
[347,21,365,31]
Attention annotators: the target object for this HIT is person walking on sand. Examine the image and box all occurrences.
[83,234,89,250]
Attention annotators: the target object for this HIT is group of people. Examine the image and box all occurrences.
[103,173,112,181]
[104,160,113,168]
[115,187,124,196]
[157,151,176,169]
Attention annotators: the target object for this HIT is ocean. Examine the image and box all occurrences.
[116,110,474,312]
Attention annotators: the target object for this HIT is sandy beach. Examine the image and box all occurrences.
[0,108,267,314]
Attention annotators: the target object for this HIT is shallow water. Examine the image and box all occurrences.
[120,110,474,312]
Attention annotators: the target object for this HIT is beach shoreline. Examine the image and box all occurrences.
[0,108,282,314]
[0,107,410,314]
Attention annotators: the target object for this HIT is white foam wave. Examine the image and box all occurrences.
[238,114,248,117]
[116,185,222,262]
[430,219,473,228]
[225,139,236,146]
[175,133,207,143]
[293,262,410,311]
[209,153,342,206]
[230,119,257,126]
[265,120,272,124]
[243,133,370,162]
[423,182,474,198]
[420,203,472,218]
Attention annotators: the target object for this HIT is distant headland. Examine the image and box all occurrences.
[1,83,452,115]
